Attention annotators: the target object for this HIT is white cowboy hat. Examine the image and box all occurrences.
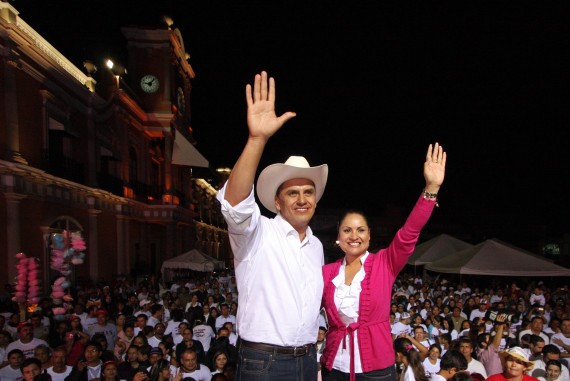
[499,346,534,370]
[256,156,328,214]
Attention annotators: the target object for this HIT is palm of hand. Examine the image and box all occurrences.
[424,162,445,185]
[247,102,280,137]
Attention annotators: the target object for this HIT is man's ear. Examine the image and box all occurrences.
[274,196,280,212]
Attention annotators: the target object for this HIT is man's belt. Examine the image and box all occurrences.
[240,339,313,357]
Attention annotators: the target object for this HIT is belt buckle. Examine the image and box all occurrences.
[293,345,305,357]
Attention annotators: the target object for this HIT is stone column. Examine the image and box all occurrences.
[2,47,27,164]
[4,192,27,280]
[116,214,127,275]
[87,197,101,280]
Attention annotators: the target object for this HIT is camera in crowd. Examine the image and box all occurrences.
[485,309,519,324]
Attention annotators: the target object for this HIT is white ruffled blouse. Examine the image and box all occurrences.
[331,252,369,373]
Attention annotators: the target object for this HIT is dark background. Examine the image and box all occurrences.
[11,1,570,253]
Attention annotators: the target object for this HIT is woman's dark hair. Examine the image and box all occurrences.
[149,358,170,381]
[337,209,370,231]
[394,337,428,381]
[212,350,229,371]
[428,343,442,354]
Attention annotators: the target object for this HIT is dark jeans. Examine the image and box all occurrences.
[321,364,397,381]
[235,343,318,381]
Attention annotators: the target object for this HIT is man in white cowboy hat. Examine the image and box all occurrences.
[216,71,328,381]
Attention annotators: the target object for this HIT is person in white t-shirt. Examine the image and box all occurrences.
[458,337,487,379]
[550,319,570,356]
[193,319,215,352]
[171,349,211,381]
[0,348,24,381]
[46,347,72,381]
[469,300,489,322]
[392,313,413,340]
[530,287,547,307]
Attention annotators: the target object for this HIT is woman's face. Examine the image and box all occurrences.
[429,347,441,361]
[133,336,145,346]
[116,315,125,326]
[547,364,561,380]
[505,356,528,378]
[103,364,118,379]
[337,213,370,257]
[215,353,228,370]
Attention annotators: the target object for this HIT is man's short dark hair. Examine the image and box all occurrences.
[7,349,24,358]
[529,334,546,346]
[440,349,468,371]
[151,304,164,315]
[84,341,103,352]
[542,344,561,356]
[20,357,41,372]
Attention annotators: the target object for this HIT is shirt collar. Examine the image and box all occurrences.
[275,214,314,241]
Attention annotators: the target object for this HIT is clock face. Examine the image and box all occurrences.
[140,75,159,93]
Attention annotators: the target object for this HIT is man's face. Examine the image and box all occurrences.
[19,326,33,342]
[127,347,139,362]
[182,329,193,342]
[181,352,198,372]
[560,320,570,334]
[30,316,42,327]
[545,353,560,362]
[52,350,66,367]
[84,345,101,364]
[531,341,545,355]
[125,326,134,339]
[531,319,544,332]
[149,353,162,365]
[34,348,50,365]
[155,324,165,335]
[136,317,147,328]
[22,363,41,381]
[459,342,473,359]
[97,314,107,325]
[8,352,23,369]
[221,306,229,317]
[274,179,317,230]
[318,329,326,343]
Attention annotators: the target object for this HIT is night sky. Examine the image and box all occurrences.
[11,1,570,253]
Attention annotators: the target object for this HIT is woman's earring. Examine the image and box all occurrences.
[335,240,339,246]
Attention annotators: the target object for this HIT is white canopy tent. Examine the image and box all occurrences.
[161,249,225,281]
[424,238,570,276]
[408,234,473,266]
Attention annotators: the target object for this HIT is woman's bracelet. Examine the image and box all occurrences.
[422,189,439,207]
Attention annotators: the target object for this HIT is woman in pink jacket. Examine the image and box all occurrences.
[320,142,446,381]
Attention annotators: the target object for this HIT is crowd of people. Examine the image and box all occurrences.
[0,271,568,381]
